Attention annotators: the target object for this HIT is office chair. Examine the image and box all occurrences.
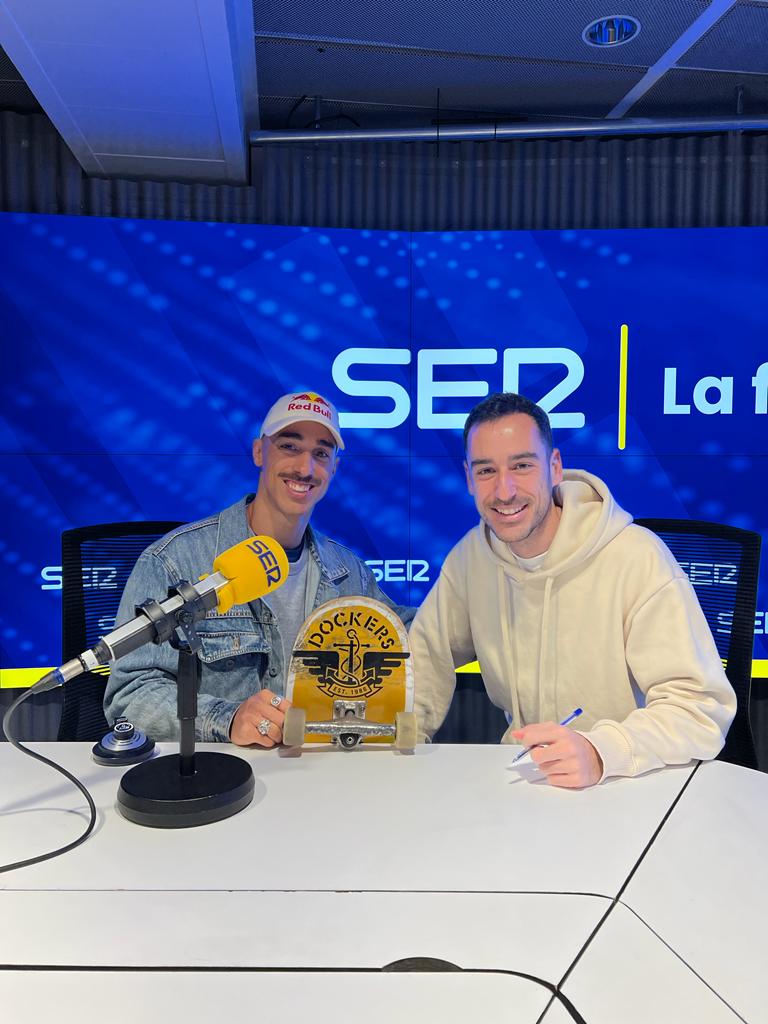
[434,671,509,744]
[635,518,762,771]
[59,521,182,741]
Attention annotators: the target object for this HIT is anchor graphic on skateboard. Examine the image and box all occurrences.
[283,597,417,750]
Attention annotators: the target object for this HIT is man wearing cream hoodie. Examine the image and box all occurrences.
[411,392,736,788]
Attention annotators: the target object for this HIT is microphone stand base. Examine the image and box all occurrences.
[117,752,255,828]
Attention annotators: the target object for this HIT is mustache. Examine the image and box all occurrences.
[281,473,318,485]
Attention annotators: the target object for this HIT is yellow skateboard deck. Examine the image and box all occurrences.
[286,597,413,744]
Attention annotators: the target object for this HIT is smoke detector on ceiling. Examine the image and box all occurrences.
[582,15,641,47]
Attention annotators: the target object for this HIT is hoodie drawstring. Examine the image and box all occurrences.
[537,576,554,722]
[498,564,522,730]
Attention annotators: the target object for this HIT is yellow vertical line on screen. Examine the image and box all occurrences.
[618,323,629,450]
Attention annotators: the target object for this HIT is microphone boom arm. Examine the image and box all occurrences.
[37,573,227,693]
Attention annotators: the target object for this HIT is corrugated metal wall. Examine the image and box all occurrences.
[2,111,768,229]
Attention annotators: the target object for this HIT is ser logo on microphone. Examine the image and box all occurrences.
[246,538,285,586]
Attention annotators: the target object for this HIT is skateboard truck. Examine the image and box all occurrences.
[283,699,417,751]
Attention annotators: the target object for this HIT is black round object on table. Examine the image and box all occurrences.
[116,752,255,828]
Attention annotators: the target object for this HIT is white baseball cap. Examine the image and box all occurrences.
[259,391,345,450]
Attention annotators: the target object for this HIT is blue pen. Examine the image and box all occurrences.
[510,707,584,764]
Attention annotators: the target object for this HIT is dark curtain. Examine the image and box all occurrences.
[2,110,768,230]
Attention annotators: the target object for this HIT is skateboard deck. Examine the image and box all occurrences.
[286,596,413,744]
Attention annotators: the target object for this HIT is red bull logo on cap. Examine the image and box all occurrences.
[288,391,332,419]
[259,390,343,448]
[291,391,328,405]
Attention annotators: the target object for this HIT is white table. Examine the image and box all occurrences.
[0,970,556,1024]
[619,761,768,1024]
[0,743,763,1022]
[559,902,741,1024]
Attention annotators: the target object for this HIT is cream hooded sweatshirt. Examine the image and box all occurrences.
[411,469,736,780]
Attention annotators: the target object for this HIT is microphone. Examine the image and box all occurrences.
[39,535,288,692]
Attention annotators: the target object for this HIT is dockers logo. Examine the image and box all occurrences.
[287,391,332,421]
[293,608,410,700]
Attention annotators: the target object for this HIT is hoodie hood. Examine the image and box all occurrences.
[484,468,633,581]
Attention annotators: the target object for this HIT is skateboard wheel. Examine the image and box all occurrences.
[394,711,418,750]
[282,707,306,747]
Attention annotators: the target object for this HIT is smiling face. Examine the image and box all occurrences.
[465,413,563,557]
[250,420,338,545]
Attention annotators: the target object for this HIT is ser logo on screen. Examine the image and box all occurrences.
[40,566,118,591]
[333,347,585,429]
[365,559,430,583]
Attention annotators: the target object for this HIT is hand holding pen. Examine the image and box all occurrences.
[510,708,604,789]
[510,708,583,764]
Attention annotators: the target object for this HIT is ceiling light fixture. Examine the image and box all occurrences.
[582,15,641,47]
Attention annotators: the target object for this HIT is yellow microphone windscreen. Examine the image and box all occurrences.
[212,535,289,612]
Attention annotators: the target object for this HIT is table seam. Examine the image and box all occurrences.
[539,761,704,1023]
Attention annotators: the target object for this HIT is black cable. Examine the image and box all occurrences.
[286,94,308,128]
[301,113,361,130]
[0,674,98,875]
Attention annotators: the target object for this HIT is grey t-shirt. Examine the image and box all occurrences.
[263,543,310,674]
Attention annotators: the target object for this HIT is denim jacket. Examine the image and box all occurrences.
[103,496,414,741]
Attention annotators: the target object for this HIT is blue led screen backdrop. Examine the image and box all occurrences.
[1,213,766,678]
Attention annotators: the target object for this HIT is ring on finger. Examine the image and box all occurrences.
[257,718,271,737]
[270,694,282,708]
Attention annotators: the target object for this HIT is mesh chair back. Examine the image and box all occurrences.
[635,518,761,770]
[59,521,182,741]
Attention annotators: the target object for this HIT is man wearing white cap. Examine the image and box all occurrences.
[105,391,412,746]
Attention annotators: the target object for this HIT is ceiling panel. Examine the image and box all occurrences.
[69,106,225,160]
[678,2,768,73]
[0,1,256,181]
[0,78,37,111]
[630,67,768,117]
[0,44,40,112]
[5,1,202,49]
[256,39,647,120]
[0,42,15,76]
[26,41,212,113]
[253,0,712,68]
